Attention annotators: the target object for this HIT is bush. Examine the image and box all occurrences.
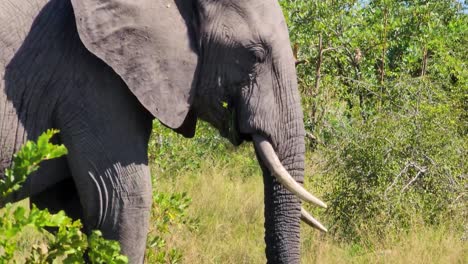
[320,81,466,240]
[146,190,199,263]
[149,121,258,180]
[149,121,228,175]
[0,130,128,263]
[281,0,467,242]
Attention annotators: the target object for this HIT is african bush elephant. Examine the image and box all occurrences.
[0,0,326,263]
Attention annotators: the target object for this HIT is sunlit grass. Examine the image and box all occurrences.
[5,141,466,263]
[150,151,467,264]
[151,145,266,264]
[301,223,467,264]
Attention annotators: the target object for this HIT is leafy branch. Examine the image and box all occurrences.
[0,129,67,198]
[0,130,128,263]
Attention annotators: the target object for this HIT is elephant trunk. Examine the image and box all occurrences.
[250,41,327,261]
[256,130,305,263]
[254,69,307,262]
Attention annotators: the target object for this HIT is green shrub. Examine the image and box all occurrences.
[320,85,466,241]
[0,130,128,263]
[146,189,199,264]
[149,121,258,180]
[149,121,228,175]
[281,0,467,243]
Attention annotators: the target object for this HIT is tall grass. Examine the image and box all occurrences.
[5,124,466,263]
[149,145,467,263]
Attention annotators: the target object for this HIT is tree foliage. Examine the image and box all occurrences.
[281,0,467,241]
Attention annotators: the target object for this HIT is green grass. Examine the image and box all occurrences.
[149,147,467,264]
[4,131,466,263]
[153,153,265,263]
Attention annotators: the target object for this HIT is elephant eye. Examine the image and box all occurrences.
[248,46,266,64]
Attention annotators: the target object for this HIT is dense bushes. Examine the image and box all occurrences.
[281,0,467,241]
[149,121,259,180]
[321,84,466,239]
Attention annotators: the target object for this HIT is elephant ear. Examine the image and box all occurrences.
[70,0,198,129]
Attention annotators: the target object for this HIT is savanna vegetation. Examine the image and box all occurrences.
[1,0,466,263]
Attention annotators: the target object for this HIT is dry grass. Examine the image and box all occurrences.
[301,226,467,264]
[152,157,467,264]
[154,160,266,264]
[5,152,466,263]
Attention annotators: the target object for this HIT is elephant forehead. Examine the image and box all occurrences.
[239,0,288,41]
[207,0,288,44]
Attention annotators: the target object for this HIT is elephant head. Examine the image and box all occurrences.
[71,0,326,262]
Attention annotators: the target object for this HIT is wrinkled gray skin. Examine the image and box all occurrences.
[0,0,305,263]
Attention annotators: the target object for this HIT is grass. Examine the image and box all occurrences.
[151,145,266,264]
[4,134,466,263]
[300,224,466,264]
[150,146,467,264]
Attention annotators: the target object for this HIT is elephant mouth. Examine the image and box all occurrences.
[220,104,246,146]
[226,116,243,146]
[252,135,328,232]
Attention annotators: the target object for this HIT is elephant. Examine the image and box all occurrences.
[0,0,327,263]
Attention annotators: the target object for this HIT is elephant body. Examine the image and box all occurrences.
[1,0,154,261]
[1,0,326,263]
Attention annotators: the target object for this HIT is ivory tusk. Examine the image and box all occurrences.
[252,135,327,209]
[301,207,328,232]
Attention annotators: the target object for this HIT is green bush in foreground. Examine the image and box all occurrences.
[0,130,127,263]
